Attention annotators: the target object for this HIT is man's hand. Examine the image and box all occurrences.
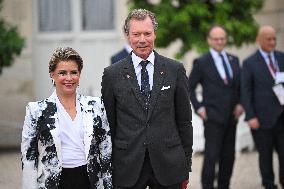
[181,179,189,189]
[248,118,260,130]
[233,104,244,119]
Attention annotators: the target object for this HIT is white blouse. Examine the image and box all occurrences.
[55,94,87,168]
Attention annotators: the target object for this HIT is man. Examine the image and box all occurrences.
[102,9,193,189]
[110,30,132,64]
[241,25,284,189]
[188,25,243,189]
[110,42,132,64]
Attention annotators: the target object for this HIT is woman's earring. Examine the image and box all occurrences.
[52,79,55,86]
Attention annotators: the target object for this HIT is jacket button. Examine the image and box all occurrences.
[143,142,148,146]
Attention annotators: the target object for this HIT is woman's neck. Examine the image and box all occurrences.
[56,91,76,110]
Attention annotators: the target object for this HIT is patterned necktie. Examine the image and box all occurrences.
[140,60,150,109]
[268,54,276,74]
[219,53,231,85]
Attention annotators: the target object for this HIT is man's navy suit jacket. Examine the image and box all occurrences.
[111,48,129,64]
[241,50,284,128]
[188,52,241,124]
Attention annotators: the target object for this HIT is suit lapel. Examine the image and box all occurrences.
[45,92,62,163]
[49,117,61,163]
[275,51,284,72]
[79,95,95,160]
[147,54,166,120]
[226,54,238,86]
[122,57,146,109]
[208,53,226,85]
[227,54,235,76]
[256,51,275,82]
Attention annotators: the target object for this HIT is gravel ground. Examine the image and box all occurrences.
[0,149,21,189]
[190,151,281,189]
[0,149,281,189]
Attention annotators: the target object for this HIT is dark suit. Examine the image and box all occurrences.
[102,51,193,188]
[188,52,241,189]
[111,48,129,64]
[241,50,284,188]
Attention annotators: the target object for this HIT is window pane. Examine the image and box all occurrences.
[38,0,71,32]
[82,0,114,31]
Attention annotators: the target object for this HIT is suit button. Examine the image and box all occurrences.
[143,142,148,146]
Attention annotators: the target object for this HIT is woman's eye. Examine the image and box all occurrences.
[71,71,79,76]
[58,71,67,76]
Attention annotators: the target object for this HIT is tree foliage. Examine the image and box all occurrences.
[0,0,25,74]
[127,0,264,58]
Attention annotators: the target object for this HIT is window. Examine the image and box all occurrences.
[37,0,114,32]
[38,0,71,32]
[81,0,114,31]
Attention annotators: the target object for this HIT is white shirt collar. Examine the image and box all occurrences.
[131,51,155,68]
[209,48,226,59]
[258,47,274,59]
[209,48,233,78]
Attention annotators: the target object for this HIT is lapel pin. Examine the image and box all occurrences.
[126,74,130,79]
[160,71,164,75]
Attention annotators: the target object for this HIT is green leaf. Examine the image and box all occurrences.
[0,0,25,74]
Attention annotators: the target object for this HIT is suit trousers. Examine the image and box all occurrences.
[114,150,181,189]
[201,117,237,189]
[59,164,91,189]
[251,112,284,189]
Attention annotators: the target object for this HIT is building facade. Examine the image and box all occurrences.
[0,0,283,148]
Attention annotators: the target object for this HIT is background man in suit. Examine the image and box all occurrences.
[241,25,284,189]
[110,29,132,64]
[102,9,193,189]
[188,25,243,189]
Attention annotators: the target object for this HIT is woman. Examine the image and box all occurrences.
[21,47,112,189]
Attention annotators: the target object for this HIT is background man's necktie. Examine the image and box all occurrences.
[268,54,276,74]
[219,53,231,85]
[140,60,151,109]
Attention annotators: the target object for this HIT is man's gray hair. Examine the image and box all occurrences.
[124,9,158,35]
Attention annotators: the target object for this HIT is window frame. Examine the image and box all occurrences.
[34,0,118,41]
